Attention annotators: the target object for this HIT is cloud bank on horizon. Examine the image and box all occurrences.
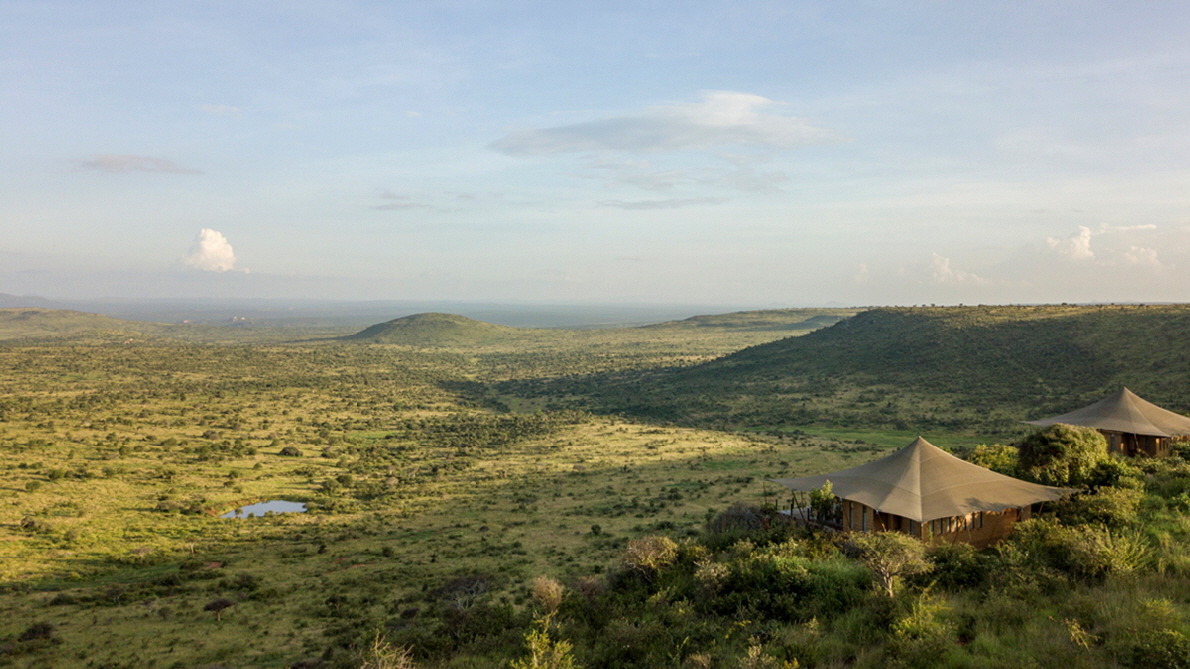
[2,2,1190,305]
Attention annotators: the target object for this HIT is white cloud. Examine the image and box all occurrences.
[200,104,241,117]
[930,253,988,285]
[598,197,728,210]
[80,154,201,174]
[1100,224,1157,233]
[1046,226,1095,260]
[490,91,838,155]
[854,263,870,284]
[182,229,237,272]
[1123,246,1162,267]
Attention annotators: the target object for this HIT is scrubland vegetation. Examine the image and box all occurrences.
[1,305,1189,668]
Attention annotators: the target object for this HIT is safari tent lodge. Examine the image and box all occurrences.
[770,437,1070,549]
[1026,388,1190,458]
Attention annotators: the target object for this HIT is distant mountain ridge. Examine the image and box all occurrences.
[644,308,858,331]
[0,308,163,340]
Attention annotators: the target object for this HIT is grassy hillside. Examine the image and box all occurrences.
[344,312,521,346]
[644,308,859,332]
[498,305,1190,436]
[0,308,153,340]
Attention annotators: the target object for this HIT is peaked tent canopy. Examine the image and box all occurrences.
[1024,388,1190,438]
[769,437,1068,523]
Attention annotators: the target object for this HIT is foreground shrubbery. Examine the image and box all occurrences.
[335,445,1190,669]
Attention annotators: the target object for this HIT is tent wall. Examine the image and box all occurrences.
[842,499,1029,549]
[1101,430,1170,458]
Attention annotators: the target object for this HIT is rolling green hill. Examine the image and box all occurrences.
[344,312,520,346]
[0,308,159,340]
[500,304,1190,435]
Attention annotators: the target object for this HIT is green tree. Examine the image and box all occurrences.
[966,443,1019,476]
[809,480,836,524]
[1016,424,1108,487]
[847,531,929,597]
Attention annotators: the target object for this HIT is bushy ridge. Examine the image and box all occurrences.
[644,309,857,332]
[501,305,1190,434]
[344,313,518,346]
[0,308,163,340]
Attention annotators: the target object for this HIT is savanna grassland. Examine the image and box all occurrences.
[0,308,875,668]
[3,305,1190,669]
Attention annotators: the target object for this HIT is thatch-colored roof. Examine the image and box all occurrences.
[1025,388,1190,438]
[770,437,1068,523]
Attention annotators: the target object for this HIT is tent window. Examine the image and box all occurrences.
[977,512,983,529]
[848,503,854,530]
[862,507,868,532]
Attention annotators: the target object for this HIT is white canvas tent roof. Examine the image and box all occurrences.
[1024,388,1190,438]
[769,437,1068,523]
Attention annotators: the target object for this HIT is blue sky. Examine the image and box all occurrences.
[3,1,1190,305]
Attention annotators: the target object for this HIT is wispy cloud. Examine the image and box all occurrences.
[372,189,433,211]
[598,197,728,210]
[200,104,241,117]
[182,229,237,272]
[490,91,838,156]
[374,202,433,211]
[80,154,202,174]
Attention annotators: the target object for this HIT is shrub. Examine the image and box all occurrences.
[1001,518,1151,581]
[1052,486,1144,527]
[509,617,580,669]
[706,503,766,535]
[1016,424,1108,487]
[357,631,420,669]
[922,543,988,590]
[530,576,565,615]
[1087,457,1145,489]
[887,594,955,667]
[1119,628,1190,669]
[623,536,678,580]
[966,444,1019,476]
[718,553,869,621]
[278,446,303,457]
[18,622,54,642]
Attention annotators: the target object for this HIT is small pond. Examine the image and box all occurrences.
[220,500,307,518]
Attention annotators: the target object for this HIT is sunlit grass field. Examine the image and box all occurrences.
[0,309,892,667]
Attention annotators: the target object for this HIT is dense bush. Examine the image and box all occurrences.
[1017,424,1109,487]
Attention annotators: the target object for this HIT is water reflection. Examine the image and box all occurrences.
[220,500,306,518]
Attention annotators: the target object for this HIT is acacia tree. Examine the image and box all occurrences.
[847,531,929,597]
